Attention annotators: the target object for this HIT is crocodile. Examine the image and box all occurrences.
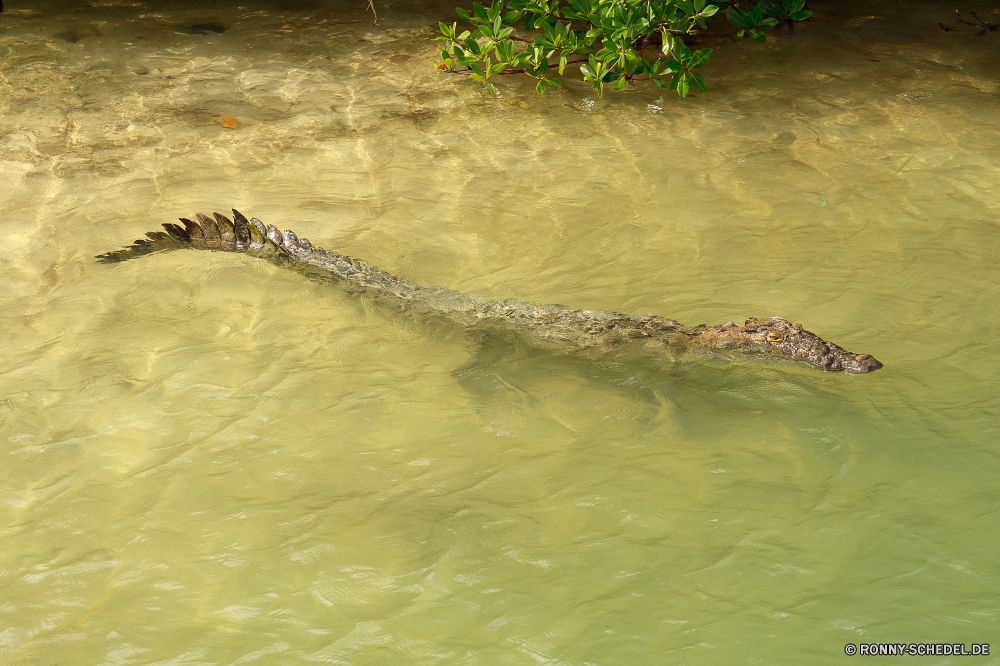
[97,209,883,373]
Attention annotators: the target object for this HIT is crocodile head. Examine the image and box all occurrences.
[698,316,883,372]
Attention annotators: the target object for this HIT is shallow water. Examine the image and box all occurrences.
[1,0,998,663]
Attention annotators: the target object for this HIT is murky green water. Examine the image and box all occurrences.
[1,0,998,663]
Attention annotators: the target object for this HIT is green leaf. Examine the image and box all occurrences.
[726,10,744,27]
[490,62,507,74]
[580,63,596,78]
[687,47,712,68]
[559,54,567,75]
[749,27,766,42]
[760,17,778,28]
[751,3,762,25]
[676,72,690,97]
[654,77,670,88]
[536,79,545,94]
[487,82,497,96]
[661,31,674,55]
[502,9,522,22]
[691,72,707,92]
[614,76,625,91]
[674,39,692,60]
[790,9,811,20]
[457,7,472,22]
[701,5,718,17]
[663,58,683,72]
[487,0,501,22]
[471,63,485,77]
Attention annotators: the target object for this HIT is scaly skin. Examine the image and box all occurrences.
[97,210,883,373]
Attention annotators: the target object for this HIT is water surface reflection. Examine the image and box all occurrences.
[1,0,998,663]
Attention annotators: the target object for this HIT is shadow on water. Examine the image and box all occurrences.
[451,325,890,450]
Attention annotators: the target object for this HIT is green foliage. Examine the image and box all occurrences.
[433,0,811,98]
[761,0,812,23]
[725,2,777,41]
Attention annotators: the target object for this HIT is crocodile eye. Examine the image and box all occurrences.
[766,332,784,344]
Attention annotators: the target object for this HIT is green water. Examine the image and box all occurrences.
[1,0,998,663]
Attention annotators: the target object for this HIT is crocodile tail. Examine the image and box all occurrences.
[96,209,292,263]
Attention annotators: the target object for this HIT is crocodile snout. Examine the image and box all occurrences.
[842,353,883,373]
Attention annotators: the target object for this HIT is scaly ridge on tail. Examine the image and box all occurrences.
[97,209,293,263]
